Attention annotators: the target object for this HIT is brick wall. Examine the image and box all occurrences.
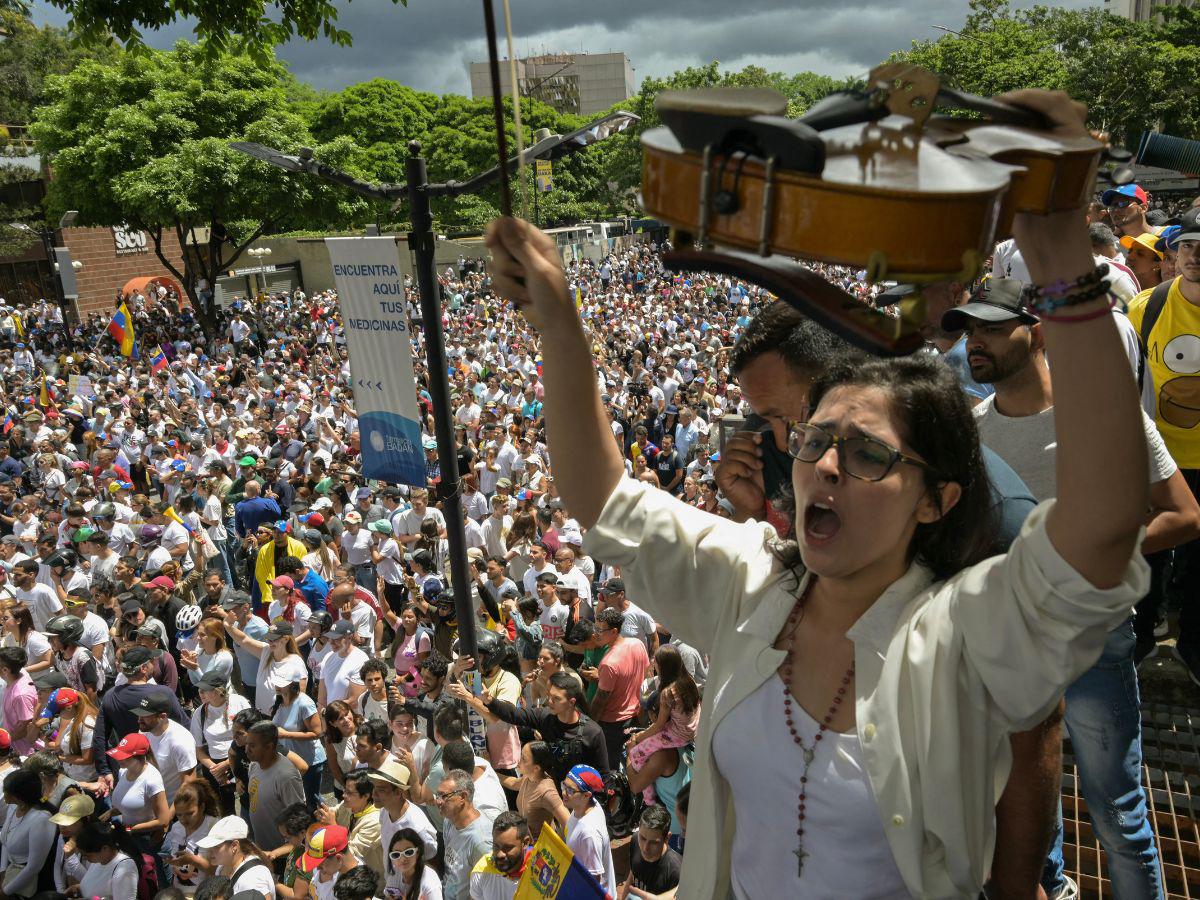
[61,226,186,318]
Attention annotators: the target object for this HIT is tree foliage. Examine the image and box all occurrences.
[0,8,118,125]
[0,162,41,257]
[40,0,404,57]
[30,42,370,334]
[893,0,1200,146]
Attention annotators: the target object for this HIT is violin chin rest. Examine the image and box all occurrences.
[662,248,925,358]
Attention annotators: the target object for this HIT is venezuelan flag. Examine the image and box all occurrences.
[107,302,135,357]
[13,314,23,339]
[150,348,168,373]
[2,415,12,435]
[515,824,608,900]
[38,375,52,408]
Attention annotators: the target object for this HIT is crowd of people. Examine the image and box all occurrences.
[0,94,1197,900]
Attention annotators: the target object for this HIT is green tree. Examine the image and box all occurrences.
[41,0,404,56]
[0,9,118,125]
[893,0,1200,147]
[31,42,370,334]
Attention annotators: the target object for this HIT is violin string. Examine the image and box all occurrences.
[480,0,513,217]
[501,0,529,222]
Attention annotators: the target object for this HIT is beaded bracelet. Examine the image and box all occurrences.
[1036,294,1118,324]
[1034,263,1110,302]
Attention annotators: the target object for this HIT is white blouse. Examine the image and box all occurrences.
[77,851,138,900]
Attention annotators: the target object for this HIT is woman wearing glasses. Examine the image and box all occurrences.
[383,827,442,900]
[484,93,1153,899]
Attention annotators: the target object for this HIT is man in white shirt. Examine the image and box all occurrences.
[948,282,1199,900]
[368,759,439,859]
[133,692,197,804]
[561,765,617,897]
[318,620,369,708]
[13,558,62,629]
[395,489,447,546]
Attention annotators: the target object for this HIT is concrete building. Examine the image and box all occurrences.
[469,52,635,116]
[1105,0,1195,21]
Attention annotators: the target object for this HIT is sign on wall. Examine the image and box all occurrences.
[112,226,149,256]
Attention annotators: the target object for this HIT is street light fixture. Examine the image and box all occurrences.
[247,246,273,296]
[230,108,637,659]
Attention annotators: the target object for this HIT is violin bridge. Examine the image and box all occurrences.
[758,155,778,257]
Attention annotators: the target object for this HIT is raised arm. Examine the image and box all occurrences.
[1005,90,1148,589]
[485,219,624,529]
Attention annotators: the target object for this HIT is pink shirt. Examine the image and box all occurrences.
[3,672,41,754]
[597,637,649,722]
[393,630,431,697]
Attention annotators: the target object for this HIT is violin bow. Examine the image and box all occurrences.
[480,0,527,220]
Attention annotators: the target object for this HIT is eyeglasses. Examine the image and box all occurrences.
[560,783,584,797]
[787,423,934,483]
[434,789,465,804]
[389,848,419,861]
[1106,197,1135,209]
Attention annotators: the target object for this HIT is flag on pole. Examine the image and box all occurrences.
[2,415,13,435]
[38,375,52,409]
[514,822,609,900]
[150,348,168,373]
[107,303,136,357]
[13,314,23,339]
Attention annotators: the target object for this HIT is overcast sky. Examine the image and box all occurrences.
[32,0,1101,96]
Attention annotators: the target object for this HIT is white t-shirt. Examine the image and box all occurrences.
[219,856,277,899]
[385,865,442,900]
[566,804,617,897]
[148,720,198,803]
[340,528,373,565]
[160,520,194,573]
[15,582,62,630]
[538,599,570,642]
[974,400,1176,502]
[379,801,439,860]
[190,693,251,760]
[320,646,368,703]
[255,650,308,714]
[60,715,96,782]
[268,598,312,640]
[78,850,138,900]
[112,763,166,826]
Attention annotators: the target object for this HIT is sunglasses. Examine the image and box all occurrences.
[434,789,465,803]
[389,848,419,861]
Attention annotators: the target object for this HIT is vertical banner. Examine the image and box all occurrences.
[536,159,553,192]
[326,237,426,486]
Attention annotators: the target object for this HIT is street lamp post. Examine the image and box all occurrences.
[247,246,272,297]
[231,109,638,658]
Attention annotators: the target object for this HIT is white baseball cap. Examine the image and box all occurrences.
[195,815,249,848]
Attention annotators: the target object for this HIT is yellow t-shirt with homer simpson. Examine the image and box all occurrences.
[1128,275,1200,468]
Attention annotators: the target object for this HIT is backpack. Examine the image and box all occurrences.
[129,851,157,900]
[1136,280,1173,391]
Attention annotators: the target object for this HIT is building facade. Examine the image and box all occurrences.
[469,52,635,116]
[1105,0,1195,21]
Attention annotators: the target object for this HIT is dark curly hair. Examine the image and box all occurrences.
[772,354,998,582]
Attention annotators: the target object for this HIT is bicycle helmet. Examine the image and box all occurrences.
[92,503,116,519]
[175,605,203,632]
[138,524,163,544]
[44,614,85,645]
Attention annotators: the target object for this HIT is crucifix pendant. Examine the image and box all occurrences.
[795,845,808,877]
[803,747,814,765]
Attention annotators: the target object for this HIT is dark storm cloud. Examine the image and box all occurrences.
[31,0,1099,94]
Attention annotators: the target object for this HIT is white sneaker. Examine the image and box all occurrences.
[1051,874,1079,900]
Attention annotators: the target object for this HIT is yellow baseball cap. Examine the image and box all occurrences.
[1120,232,1164,259]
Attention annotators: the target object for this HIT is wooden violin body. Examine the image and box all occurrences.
[638,64,1104,354]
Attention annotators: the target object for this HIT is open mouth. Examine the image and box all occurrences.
[803,502,842,545]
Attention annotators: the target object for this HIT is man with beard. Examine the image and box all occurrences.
[1129,206,1200,682]
[1103,183,1158,239]
[949,276,1200,900]
[469,811,533,900]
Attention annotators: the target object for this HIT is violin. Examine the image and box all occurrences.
[639,63,1108,355]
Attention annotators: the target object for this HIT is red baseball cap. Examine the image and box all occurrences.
[0,728,10,751]
[147,575,175,590]
[298,824,349,872]
[108,732,152,760]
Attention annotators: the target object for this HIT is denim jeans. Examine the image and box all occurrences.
[302,760,326,810]
[1041,617,1163,899]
